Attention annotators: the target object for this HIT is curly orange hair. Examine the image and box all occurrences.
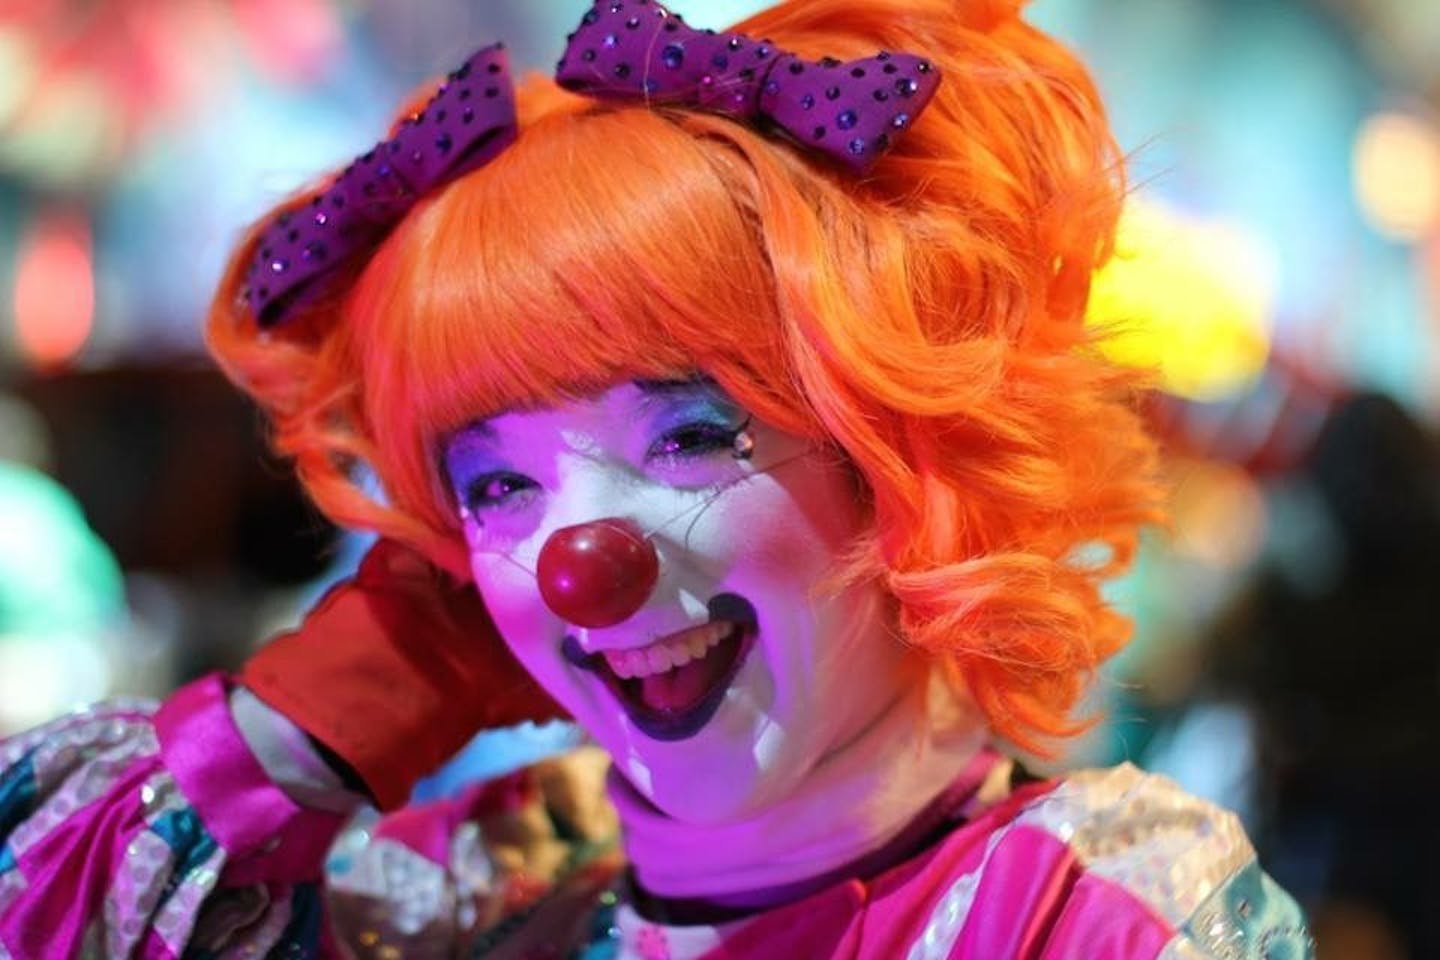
[208,0,1162,751]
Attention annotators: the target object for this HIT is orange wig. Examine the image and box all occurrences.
[208,0,1162,750]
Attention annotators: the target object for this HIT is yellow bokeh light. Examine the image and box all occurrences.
[1088,199,1275,401]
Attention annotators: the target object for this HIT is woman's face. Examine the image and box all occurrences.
[442,380,915,823]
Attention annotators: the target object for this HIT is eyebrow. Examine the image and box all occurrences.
[445,419,497,454]
[633,377,727,422]
[634,375,714,396]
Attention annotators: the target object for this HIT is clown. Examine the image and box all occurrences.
[0,1,1311,957]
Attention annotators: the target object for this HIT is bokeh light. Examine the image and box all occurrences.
[12,210,95,369]
[1353,110,1440,242]
[1167,458,1269,571]
[0,462,126,735]
[1088,199,1277,401]
[0,27,39,128]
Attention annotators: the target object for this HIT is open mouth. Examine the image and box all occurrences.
[562,593,758,741]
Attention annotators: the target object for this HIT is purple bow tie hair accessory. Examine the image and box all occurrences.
[555,0,941,173]
[246,43,518,328]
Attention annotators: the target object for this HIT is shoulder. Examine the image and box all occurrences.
[904,764,1313,960]
[1014,763,1254,927]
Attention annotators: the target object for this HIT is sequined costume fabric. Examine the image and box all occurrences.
[0,676,1312,958]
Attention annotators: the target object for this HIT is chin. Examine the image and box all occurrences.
[612,700,811,825]
[640,763,764,824]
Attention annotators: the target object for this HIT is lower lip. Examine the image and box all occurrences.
[594,625,756,742]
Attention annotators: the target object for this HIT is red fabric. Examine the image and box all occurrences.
[241,539,565,811]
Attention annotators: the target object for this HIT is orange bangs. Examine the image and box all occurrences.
[346,94,821,555]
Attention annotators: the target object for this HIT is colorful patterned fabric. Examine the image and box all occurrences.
[0,677,345,959]
[0,677,1312,958]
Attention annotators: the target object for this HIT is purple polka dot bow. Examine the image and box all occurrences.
[555,0,941,174]
[246,44,517,328]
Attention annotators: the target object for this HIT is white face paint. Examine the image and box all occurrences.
[442,380,914,823]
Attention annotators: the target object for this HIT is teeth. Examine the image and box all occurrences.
[602,621,732,679]
[645,645,673,675]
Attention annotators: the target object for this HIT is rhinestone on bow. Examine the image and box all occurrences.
[555,0,941,173]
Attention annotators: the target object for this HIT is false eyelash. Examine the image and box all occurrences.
[645,416,752,462]
[462,472,537,512]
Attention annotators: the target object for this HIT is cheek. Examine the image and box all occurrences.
[464,527,548,654]
[698,469,861,581]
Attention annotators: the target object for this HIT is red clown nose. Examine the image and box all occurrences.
[536,518,659,628]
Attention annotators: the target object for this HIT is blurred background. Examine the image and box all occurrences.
[0,1,1435,956]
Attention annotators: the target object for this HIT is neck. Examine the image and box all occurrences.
[607,670,990,914]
